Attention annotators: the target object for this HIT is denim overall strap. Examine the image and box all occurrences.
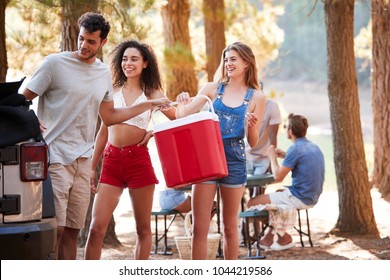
[242,87,255,139]
[243,87,255,105]
[213,84,253,140]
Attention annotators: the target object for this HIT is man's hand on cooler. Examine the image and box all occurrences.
[150,98,172,110]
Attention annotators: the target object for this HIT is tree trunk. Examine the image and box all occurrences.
[161,0,198,99]
[371,0,390,201]
[0,0,9,82]
[324,0,379,235]
[60,0,99,52]
[203,0,226,82]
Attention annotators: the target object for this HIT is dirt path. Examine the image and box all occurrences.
[77,188,390,260]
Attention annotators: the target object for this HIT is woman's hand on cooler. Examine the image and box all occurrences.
[176,92,191,105]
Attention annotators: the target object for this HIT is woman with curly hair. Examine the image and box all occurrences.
[85,40,175,260]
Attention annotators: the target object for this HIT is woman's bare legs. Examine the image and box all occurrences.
[220,186,245,260]
[191,183,217,260]
[85,184,123,260]
[174,196,216,218]
[129,184,155,260]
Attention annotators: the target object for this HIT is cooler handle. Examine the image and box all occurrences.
[152,94,215,125]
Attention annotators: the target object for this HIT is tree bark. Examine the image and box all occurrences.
[0,0,9,82]
[203,0,226,82]
[161,0,198,99]
[60,0,99,52]
[324,0,379,236]
[371,0,390,201]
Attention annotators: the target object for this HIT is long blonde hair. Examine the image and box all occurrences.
[213,42,259,90]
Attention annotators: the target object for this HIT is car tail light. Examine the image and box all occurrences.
[20,142,48,181]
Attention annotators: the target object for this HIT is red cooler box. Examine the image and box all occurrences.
[154,109,228,188]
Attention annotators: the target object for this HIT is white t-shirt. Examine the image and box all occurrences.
[246,99,281,163]
[27,52,113,165]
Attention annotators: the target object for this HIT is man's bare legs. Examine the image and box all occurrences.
[57,227,80,260]
[248,194,293,249]
[247,193,271,208]
[259,226,293,248]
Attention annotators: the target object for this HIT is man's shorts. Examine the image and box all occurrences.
[269,188,311,209]
[49,157,91,229]
[99,143,158,189]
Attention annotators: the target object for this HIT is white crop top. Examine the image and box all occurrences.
[113,89,151,130]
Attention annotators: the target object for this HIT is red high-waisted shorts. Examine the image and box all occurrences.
[99,143,159,189]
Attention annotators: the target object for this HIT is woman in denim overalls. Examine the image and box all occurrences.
[176,42,266,259]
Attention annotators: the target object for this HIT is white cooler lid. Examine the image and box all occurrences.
[154,111,219,133]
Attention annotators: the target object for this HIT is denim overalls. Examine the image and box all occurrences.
[213,83,254,187]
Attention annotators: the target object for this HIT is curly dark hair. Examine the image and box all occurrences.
[78,12,111,40]
[109,40,163,97]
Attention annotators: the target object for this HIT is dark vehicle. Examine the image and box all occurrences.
[0,78,56,260]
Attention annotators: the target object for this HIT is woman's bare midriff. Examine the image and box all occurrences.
[107,123,147,148]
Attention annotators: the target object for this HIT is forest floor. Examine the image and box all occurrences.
[76,188,390,261]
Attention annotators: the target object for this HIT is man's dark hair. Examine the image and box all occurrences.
[78,12,111,40]
[288,113,308,138]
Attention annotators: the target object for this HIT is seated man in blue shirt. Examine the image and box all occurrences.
[248,113,325,250]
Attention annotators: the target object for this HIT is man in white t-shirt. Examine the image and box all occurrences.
[22,12,169,260]
[246,99,281,176]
